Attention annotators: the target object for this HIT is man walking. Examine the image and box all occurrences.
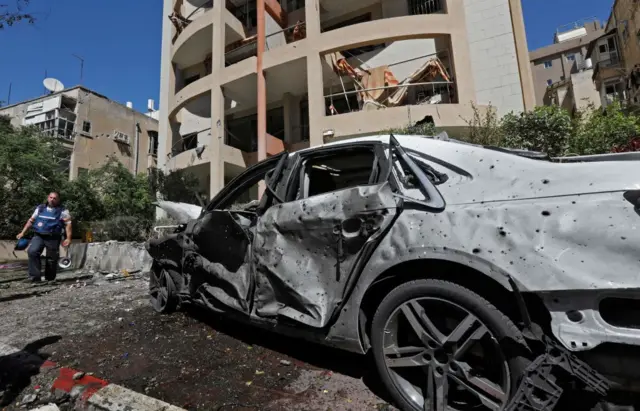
[16,192,72,283]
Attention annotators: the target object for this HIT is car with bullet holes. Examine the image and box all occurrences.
[147,133,640,411]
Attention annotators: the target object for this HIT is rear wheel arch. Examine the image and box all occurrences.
[357,258,550,352]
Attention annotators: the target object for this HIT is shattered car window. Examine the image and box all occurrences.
[298,147,378,199]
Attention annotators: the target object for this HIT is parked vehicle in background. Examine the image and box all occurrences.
[147,133,640,411]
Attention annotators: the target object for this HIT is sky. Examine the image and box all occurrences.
[0,0,614,111]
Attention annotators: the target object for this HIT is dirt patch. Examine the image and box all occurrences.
[0,276,394,410]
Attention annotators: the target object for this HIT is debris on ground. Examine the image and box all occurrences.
[0,274,393,411]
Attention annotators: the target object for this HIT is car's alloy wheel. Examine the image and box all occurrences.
[371,279,527,411]
[149,266,178,313]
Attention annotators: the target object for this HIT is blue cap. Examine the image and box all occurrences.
[15,238,30,251]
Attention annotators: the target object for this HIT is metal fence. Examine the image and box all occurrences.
[408,0,444,15]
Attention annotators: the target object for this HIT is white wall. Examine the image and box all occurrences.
[265,12,287,50]
[179,95,211,139]
[463,0,524,115]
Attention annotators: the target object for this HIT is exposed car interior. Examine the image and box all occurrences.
[298,148,379,199]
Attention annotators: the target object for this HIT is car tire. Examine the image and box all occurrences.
[149,264,179,314]
[371,279,529,411]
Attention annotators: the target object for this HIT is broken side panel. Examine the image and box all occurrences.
[183,210,256,314]
[252,183,398,328]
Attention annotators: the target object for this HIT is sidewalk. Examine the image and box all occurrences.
[0,342,185,411]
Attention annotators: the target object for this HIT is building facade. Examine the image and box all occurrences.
[586,0,640,108]
[159,0,536,200]
[529,19,604,111]
[0,86,159,180]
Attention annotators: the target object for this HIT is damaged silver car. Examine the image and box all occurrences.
[147,134,640,411]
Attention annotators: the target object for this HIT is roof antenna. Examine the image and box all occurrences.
[72,54,85,85]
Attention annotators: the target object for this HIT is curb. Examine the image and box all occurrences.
[0,342,186,411]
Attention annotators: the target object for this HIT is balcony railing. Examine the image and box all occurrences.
[324,49,455,114]
[408,0,445,15]
[225,21,306,66]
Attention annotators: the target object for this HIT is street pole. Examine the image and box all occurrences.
[256,0,267,197]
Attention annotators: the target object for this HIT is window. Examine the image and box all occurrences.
[285,0,304,11]
[182,133,198,151]
[208,155,284,211]
[148,131,159,156]
[546,79,553,86]
[77,168,89,178]
[82,121,91,134]
[566,54,575,61]
[544,61,553,68]
[231,0,257,28]
[296,147,378,199]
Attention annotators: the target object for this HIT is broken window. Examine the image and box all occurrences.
[182,133,198,151]
[148,131,159,156]
[82,121,91,134]
[296,147,378,199]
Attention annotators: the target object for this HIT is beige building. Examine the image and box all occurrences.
[0,86,159,180]
[587,0,640,108]
[529,18,604,112]
[158,0,536,200]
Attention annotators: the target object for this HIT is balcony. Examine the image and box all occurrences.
[322,46,456,115]
[224,20,306,67]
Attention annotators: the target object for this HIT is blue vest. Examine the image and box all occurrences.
[33,204,65,235]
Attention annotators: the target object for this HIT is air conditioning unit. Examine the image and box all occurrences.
[114,131,130,144]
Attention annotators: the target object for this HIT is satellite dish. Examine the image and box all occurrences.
[43,78,65,93]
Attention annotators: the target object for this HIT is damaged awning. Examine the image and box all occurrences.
[324,51,452,110]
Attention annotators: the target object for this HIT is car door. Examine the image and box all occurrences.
[182,153,288,315]
[251,137,446,329]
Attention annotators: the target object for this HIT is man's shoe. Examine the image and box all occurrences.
[21,278,41,284]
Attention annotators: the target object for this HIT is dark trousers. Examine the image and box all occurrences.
[28,234,61,280]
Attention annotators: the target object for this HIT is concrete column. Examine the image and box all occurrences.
[447,1,476,105]
[304,0,321,38]
[306,52,325,147]
[158,0,177,173]
[509,0,536,111]
[209,0,226,198]
[290,95,302,143]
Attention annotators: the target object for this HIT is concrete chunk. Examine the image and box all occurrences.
[86,384,186,411]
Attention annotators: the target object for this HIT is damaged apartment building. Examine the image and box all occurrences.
[158,0,536,201]
[0,86,160,180]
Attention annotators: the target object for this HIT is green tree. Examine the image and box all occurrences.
[569,102,640,155]
[460,103,504,146]
[149,167,205,206]
[500,105,573,157]
[0,0,34,29]
[0,116,69,238]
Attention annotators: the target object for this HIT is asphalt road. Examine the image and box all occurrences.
[0,271,396,410]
